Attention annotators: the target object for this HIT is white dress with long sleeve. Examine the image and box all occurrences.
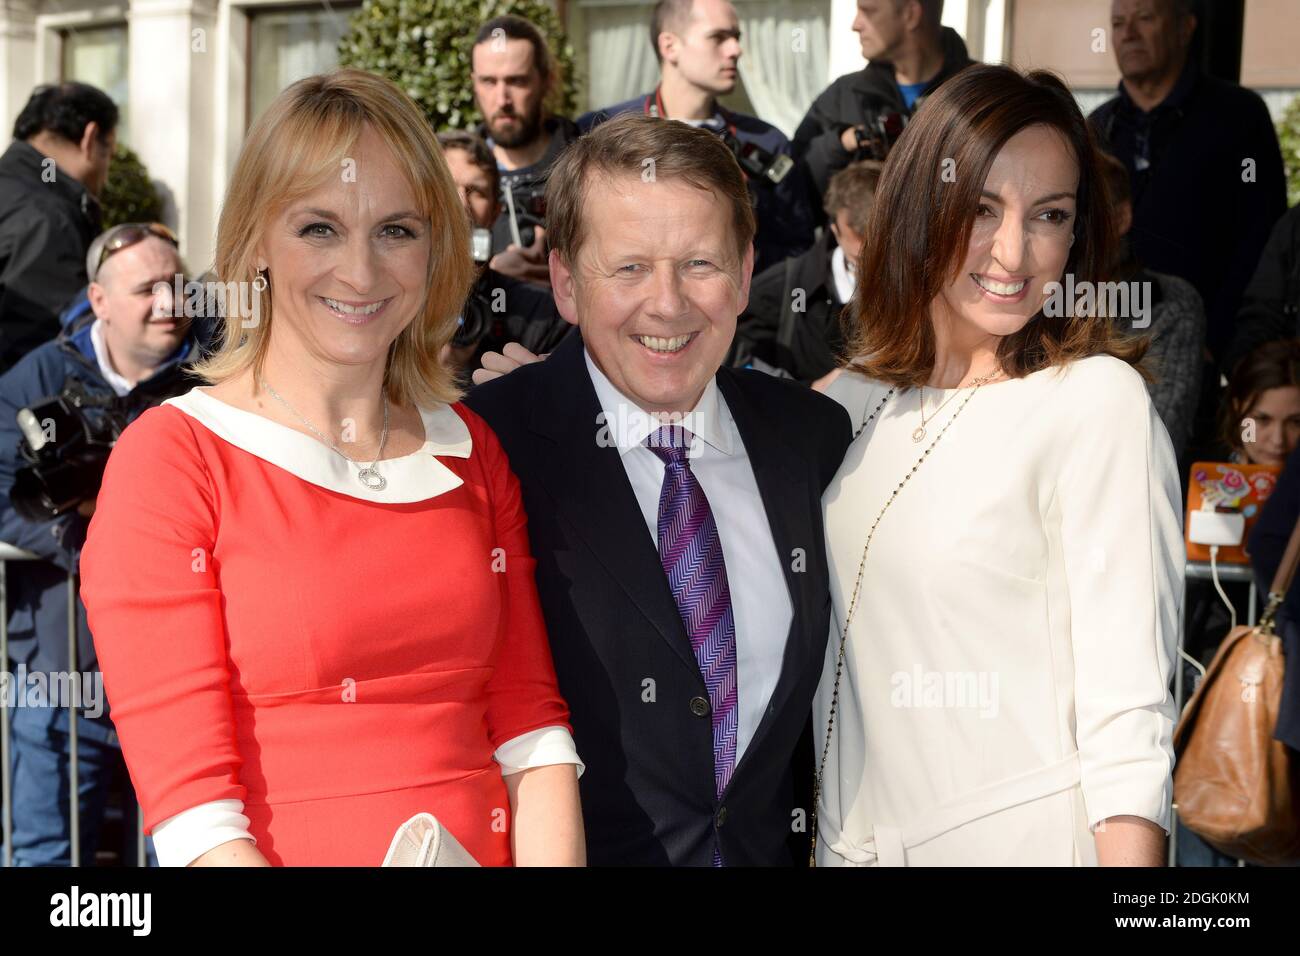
[816,355,1183,866]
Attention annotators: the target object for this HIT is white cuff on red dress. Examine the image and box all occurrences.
[151,725,584,866]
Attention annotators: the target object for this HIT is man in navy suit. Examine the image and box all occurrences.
[466,114,851,865]
[577,0,814,274]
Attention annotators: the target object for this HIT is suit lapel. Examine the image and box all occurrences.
[528,333,701,676]
[716,369,821,780]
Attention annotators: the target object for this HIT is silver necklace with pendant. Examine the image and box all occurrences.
[912,370,1004,443]
[259,377,390,491]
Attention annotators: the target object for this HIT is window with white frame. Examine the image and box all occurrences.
[60,23,129,142]
[572,0,830,137]
[248,3,360,127]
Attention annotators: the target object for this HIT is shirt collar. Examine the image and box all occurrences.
[583,346,734,457]
[1117,56,1199,116]
[89,319,134,397]
[830,246,857,306]
[163,386,474,503]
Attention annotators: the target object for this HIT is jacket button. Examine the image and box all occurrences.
[689,696,710,717]
[716,806,728,827]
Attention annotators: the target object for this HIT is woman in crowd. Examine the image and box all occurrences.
[1177,337,1300,865]
[815,65,1182,866]
[1218,339,1300,467]
[79,70,585,866]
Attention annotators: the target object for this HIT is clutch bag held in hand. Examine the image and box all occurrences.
[381,813,480,867]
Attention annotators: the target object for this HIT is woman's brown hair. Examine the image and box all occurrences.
[845,64,1146,387]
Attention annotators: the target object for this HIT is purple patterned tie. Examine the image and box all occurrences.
[645,425,738,867]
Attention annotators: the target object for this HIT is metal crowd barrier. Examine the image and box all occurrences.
[0,541,146,867]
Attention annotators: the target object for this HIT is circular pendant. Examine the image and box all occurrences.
[357,466,387,491]
[911,426,926,443]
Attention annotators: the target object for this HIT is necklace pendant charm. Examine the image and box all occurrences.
[911,425,926,443]
[357,466,387,491]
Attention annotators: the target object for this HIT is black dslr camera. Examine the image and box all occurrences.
[501,175,547,250]
[453,226,497,350]
[10,379,132,521]
[852,109,909,162]
[718,127,793,185]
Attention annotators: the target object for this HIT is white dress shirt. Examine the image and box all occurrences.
[584,348,793,762]
[830,245,856,307]
[89,319,134,397]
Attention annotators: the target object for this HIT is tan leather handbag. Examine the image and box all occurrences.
[1172,516,1300,866]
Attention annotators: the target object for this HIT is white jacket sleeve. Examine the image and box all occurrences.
[1054,358,1183,833]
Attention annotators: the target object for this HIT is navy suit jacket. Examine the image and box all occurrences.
[465,332,851,864]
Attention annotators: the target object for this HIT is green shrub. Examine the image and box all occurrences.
[99,142,164,228]
[1279,94,1300,208]
[338,0,578,131]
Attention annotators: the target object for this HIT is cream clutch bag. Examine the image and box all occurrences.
[381,813,480,867]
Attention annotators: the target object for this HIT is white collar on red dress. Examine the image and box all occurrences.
[163,386,473,504]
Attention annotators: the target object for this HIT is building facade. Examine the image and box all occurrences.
[1,0,1296,272]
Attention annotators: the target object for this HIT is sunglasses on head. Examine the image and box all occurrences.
[92,222,178,280]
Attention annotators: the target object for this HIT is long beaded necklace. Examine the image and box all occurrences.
[809,374,995,866]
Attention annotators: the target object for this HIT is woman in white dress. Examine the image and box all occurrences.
[813,65,1183,866]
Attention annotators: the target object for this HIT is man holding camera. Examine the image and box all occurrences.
[730,161,882,385]
[0,223,205,865]
[471,15,581,290]
[579,0,815,274]
[437,130,570,376]
[793,0,973,206]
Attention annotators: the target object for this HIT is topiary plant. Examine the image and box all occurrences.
[338,0,578,132]
[99,142,164,228]
[1278,94,1300,209]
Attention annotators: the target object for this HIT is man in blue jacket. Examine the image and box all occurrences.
[579,0,815,274]
[0,222,209,866]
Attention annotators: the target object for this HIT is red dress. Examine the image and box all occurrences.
[80,389,571,866]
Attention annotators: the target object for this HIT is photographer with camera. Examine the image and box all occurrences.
[0,222,205,866]
[471,15,581,290]
[437,131,569,377]
[730,161,881,385]
[578,0,815,274]
[793,0,973,208]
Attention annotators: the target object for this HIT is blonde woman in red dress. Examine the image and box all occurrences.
[79,70,585,866]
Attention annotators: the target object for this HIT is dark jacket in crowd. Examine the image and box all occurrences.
[1090,60,1287,366]
[1247,440,1300,753]
[466,330,852,866]
[470,266,572,363]
[578,95,815,274]
[1224,203,1300,375]
[1126,265,1206,464]
[0,303,209,679]
[729,231,849,383]
[479,116,582,256]
[792,26,974,204]
[0,140,103,374]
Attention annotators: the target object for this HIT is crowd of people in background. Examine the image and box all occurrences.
[0,0,1297,868]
